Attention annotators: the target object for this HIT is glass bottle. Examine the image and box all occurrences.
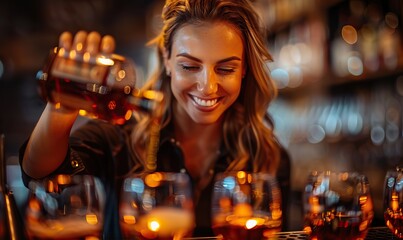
[36,47,163,125]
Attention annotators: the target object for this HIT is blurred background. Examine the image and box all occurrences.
[0,0,402,232]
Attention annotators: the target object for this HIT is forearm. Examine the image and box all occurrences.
[22,103,79,178]
[22,30,116,179]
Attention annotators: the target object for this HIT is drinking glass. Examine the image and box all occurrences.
[119,172,195,239]
[303,171,374,240]
[384,166,403,238]
[25,174,106,240]
[211,171,282,240]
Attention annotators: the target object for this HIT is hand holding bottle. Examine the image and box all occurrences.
[22,31,120,179]
[38,31,139,125]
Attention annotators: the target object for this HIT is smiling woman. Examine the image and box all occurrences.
[19,0,291,238]
[166,21,244,124]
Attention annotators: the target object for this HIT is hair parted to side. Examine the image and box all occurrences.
[132,0,280,175]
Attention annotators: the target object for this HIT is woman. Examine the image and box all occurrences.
[20,0,290,238]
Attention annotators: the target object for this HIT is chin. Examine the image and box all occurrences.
[189,113,223,125]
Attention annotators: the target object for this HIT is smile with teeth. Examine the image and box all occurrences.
[192,96,219,107]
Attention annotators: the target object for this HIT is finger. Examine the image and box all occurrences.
[72,30,88,53]
[58,31,73,50]
[100,35,116,54]
[86,31,101,55]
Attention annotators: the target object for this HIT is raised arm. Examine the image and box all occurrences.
[22,31,116,178]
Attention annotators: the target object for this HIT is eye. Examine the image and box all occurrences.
[180,64,200,71]
[217,67,236,74]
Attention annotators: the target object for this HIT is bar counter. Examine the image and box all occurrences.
[181,227,394,239]
[274,227,394,240]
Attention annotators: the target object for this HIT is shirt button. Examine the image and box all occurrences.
[71,160,79,168]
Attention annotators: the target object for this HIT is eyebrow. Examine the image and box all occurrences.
[176,53,242,63]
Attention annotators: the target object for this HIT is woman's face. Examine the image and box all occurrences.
[164,21,245,125]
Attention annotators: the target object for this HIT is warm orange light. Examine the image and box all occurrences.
[123,215,136,225]
[237,171,247,184]
[86,214,99,225]
[56,174,71,184]
[303,226,312,235]
[309,196,321,214]
[76,43,83,52]
[96,56,114,66]
[143,90,164,102]
[245,219,257,229]
[145,172,163,187]
[57,47,65,56]
[108,100,117,110]
[359,220,368,231]
[46,181,55,192]
[83,52,91,62]
[247,174,252,183]
[340,172,349,181]
[117,70,126,81]
[359,196,367,204]
[79,109,87,116]
[124,86,131,94]
[392,194,398,200]
[234,203,253,217]
[28,199,41,211]
[125,110,133,120]
[237,171,246,179]
[148,220,160,232]
[131,201,139,210]
[272,209,282,220]
[219,197,232,209]
[391,193,399,210]
[342,25,358,44]
[69,50,77,59]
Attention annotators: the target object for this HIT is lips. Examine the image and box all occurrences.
[191,95,220,108]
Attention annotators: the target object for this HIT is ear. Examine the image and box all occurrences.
[162,47,171,76]
[242,63,247,78]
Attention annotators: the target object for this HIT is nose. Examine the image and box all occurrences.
[197,69,218,95]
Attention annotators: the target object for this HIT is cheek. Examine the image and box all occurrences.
[170,73,193,98]
[171,74,185,88]
[224,78,243,97]
[170,70,201,93]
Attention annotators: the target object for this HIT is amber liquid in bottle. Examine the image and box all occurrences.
[37,47,162,125]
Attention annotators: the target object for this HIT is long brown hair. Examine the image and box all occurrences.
[132,0,280,175]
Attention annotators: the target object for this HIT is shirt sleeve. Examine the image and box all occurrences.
[18,120,125,187]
